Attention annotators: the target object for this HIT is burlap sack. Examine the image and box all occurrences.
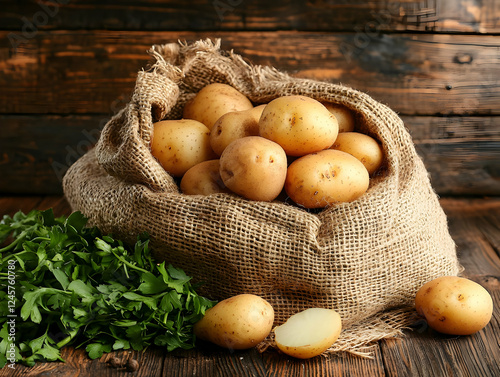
[63,39,461,356]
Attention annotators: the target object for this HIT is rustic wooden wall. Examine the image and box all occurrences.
[1,0,499,195]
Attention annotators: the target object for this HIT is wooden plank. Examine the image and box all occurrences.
[160,346,272,377]
[0,115,108,195]
[0,197,44,217]
[0,196,70,220]
[0,0,498,33]
[380,197,500,377]
[1,114,498,195]
[381,317,500,377]
[403,116,500,196]
[440,197,500,275]
[263,349,386,377]
[0,31,141,115]
[0,344,387,377]
[0,31,499,116]
[2,346,166,377]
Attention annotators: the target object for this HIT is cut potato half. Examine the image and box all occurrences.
[274,308,342,359]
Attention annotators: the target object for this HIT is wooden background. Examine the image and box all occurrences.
[0,0,499,196]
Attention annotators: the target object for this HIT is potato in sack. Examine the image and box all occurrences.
[285,149,369,208]
[259,95,338,156]
[150,119,216,177]
[183,83,253,130]
[219,136,287,202]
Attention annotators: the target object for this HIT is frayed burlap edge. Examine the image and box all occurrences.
[258,307,419,358]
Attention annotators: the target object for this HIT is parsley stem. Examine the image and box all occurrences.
[1,249,31,264]
[55,328,80,349]
[110,249,149,274]
[0,231,26,253]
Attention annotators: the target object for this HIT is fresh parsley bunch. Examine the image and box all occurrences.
[0,209,215,367]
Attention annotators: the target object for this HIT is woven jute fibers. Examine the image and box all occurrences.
[63,39,461,356]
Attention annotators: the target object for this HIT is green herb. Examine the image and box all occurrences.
[0,209,215,367]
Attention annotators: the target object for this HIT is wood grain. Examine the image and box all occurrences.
[1,31,499,115]
[0,115,106,194]
[0,196,498,376]
[380,198,500,377]
[441,197,500,275]
[1,0,498,33]
[403,116,500,196]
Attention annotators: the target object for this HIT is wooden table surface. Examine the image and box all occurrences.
[0,195,498,377]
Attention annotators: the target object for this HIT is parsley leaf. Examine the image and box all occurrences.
[0,209,216,367]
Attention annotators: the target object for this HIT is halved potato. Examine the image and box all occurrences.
[274,308,342,359]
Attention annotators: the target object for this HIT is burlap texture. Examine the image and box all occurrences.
[63,39,461,356]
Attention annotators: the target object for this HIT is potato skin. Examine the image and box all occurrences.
[180,159,231,195]
[415,276,493,335]
[210,105,266,156]
[322,103,356,133]
[219,136,288,202]
[330,132,384,175]
[285,149,370,208]
[194,294,275,350]
[150,119,217,177]
[183,83,253,130]
[259,95,338,156]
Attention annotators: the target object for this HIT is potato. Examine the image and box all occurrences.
[285,149,370,208]
[150,119,217,177]
[210,105,266,156]
[180,159,231,195]
[219,136,288,201]
[259,95,338,156]
[194,294,274,350]
[330,132,384,175]
[183,83,254,130]
[322,102,356,133]
[415,276,493,336]
[274,308,342,359]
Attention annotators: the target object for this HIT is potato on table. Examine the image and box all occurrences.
[415,276,493,336]
[194,294,274,350]
[274,308,342,359]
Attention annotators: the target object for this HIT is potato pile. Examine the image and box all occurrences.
[150,83,384,209]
